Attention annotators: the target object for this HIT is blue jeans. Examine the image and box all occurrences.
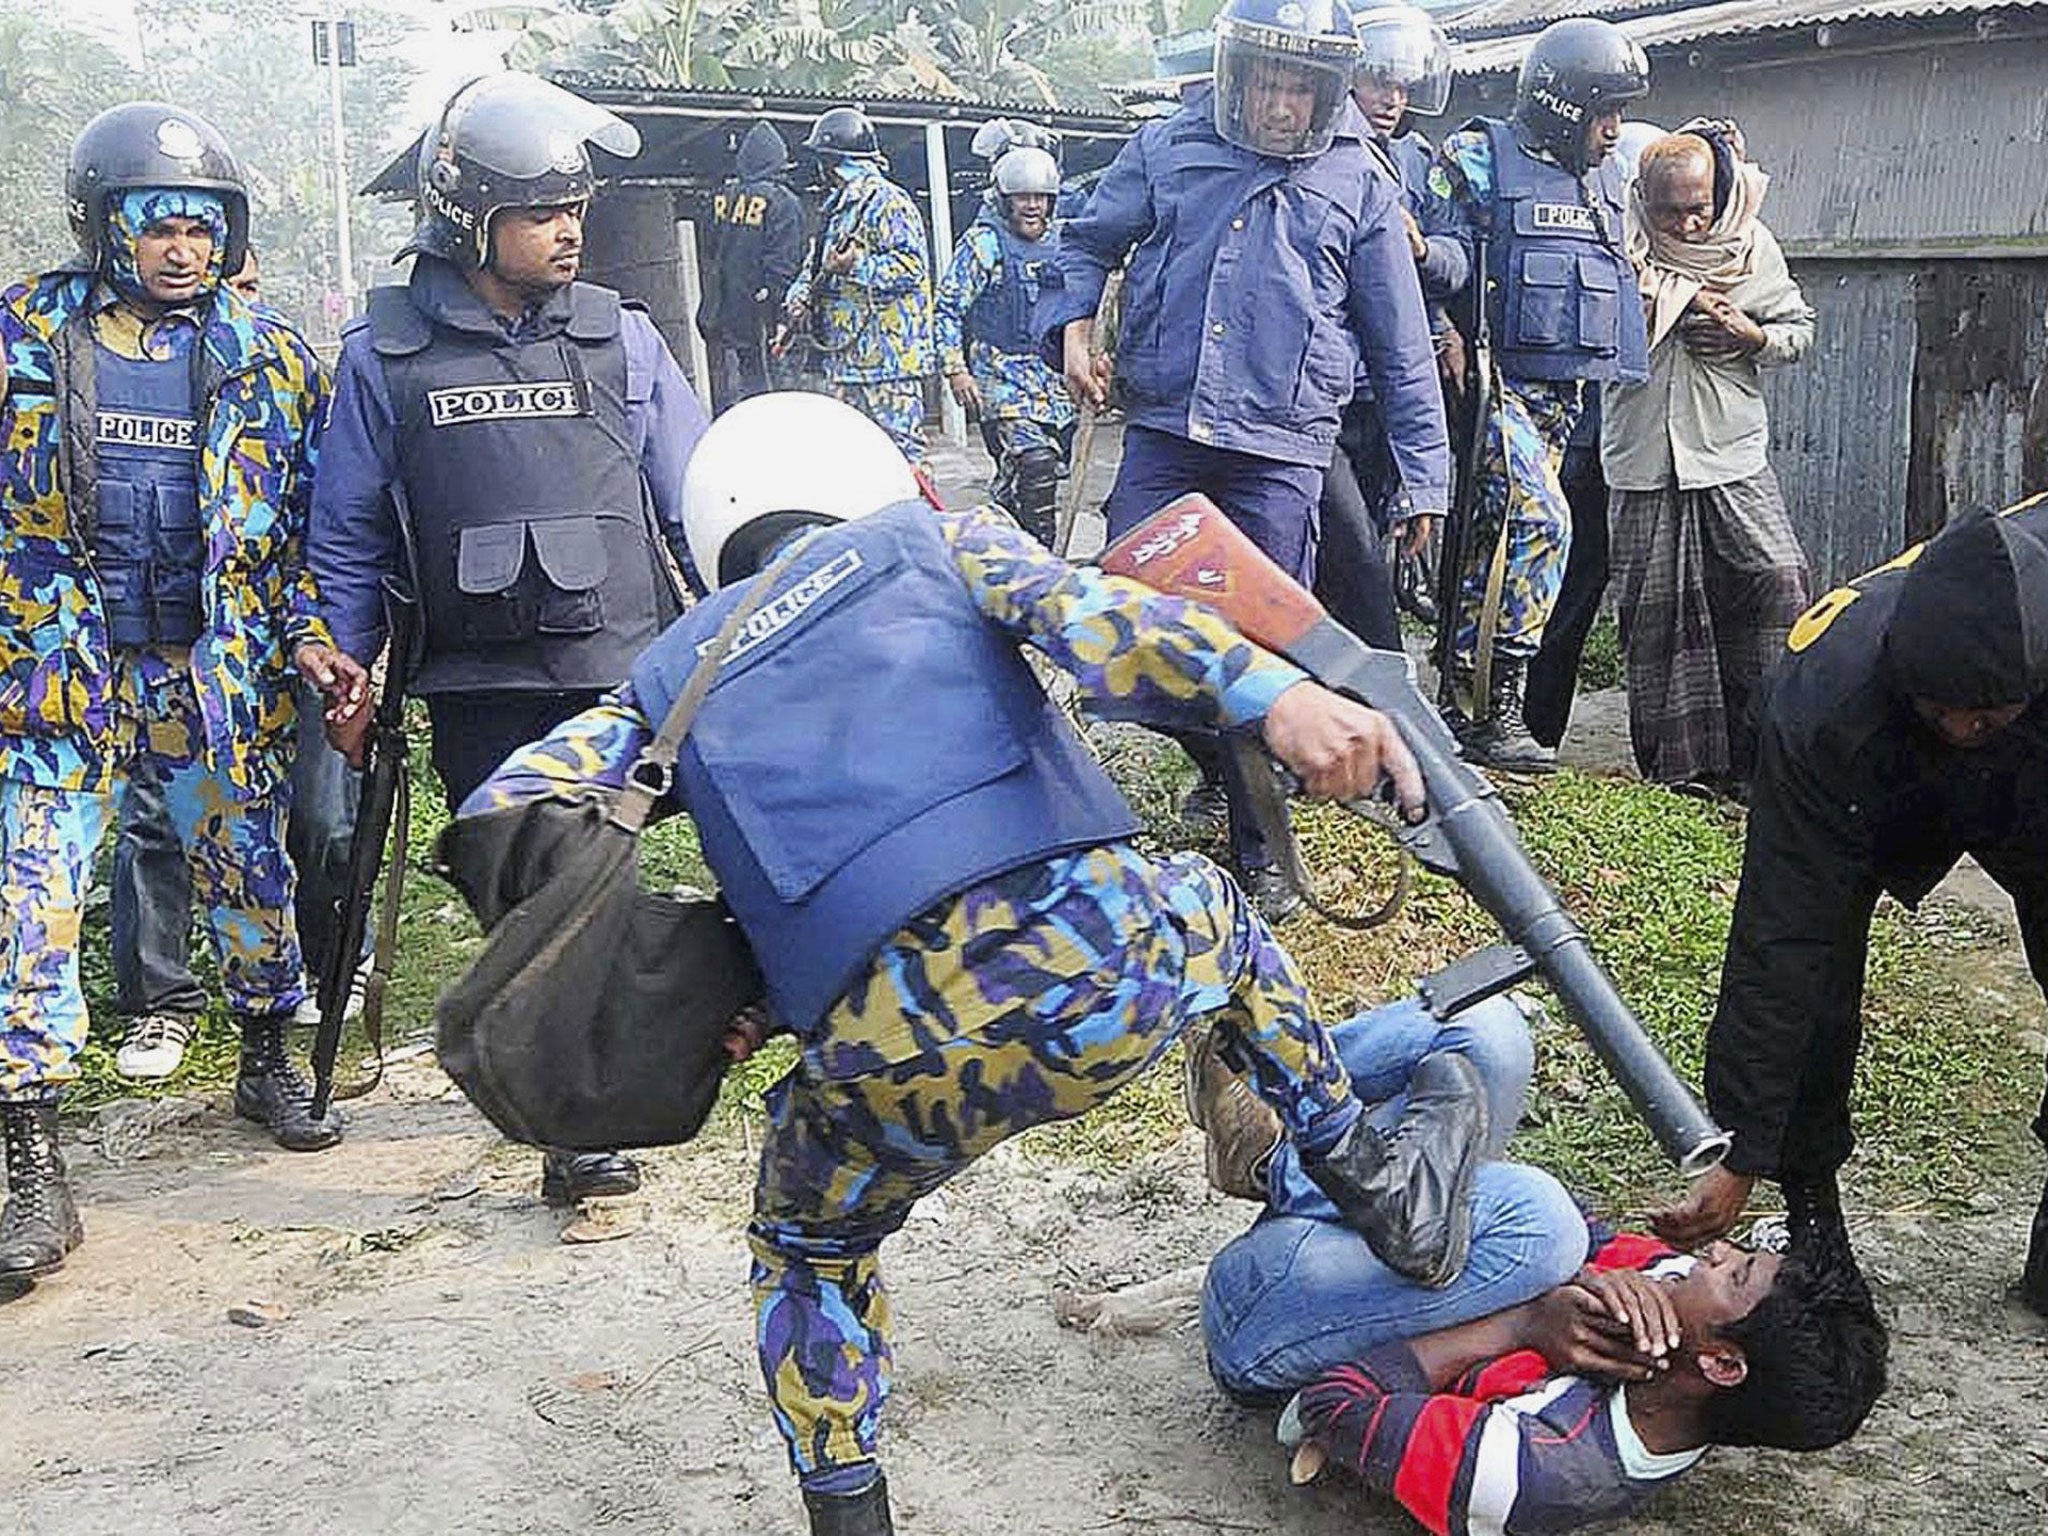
[112,681,361,1014]
[1201,993,1590,1401]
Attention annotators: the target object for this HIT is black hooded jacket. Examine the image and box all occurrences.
[1707,497,2048,1181]
[698,122,805,346]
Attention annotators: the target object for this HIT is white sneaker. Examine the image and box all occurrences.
[294,960,372,1027]
[114,1013,196,1080]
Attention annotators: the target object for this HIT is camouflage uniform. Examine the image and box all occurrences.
[1424,130,1586,670]
[786,164,933,465]
[933,218,1075,450]
[470,506,1363,1492]
[0,198,327,1099]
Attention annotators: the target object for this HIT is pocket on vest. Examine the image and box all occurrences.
[531,517,609,635]
[1511,250,1572,347]
[1576,254,1620,355]
[454,516,617,644]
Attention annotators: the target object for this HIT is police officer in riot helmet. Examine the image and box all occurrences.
[1511,16,1651,175]
[1313,3,1461,657]
[2,102,336,1290]
[805,104,880,161]
[1420,18,1649,773]
[785,104,935,466]
[1048,0,1449,923]
[935,140,1074,546]
[296,72,711,1213]
[1212,0,1362,159]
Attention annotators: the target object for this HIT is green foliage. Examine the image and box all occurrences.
[1025,760,2038,1213]
[457,0,1162,107]
[1577,611,1623,692]
[0,7,135,276]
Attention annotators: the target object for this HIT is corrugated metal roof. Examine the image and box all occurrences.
[549,71,1119,121]
[1439,0,1705,38]
[1450,0,2048,70]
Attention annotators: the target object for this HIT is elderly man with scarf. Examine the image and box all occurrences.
[1602,124,1815,793]
[0,104,335,1296]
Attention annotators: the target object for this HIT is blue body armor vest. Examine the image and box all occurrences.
[965,209,1062,357]
[92,340,205,649]
[366,280,676,695]
[1481,119,1648,384]
[628,502,1138,1035]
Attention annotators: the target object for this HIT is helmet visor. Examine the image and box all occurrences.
[449,76,641,182]
[1354,14,1453,116]
[1214,22,1357,159]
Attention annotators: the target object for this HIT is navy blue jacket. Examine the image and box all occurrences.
[1384,130,1467,308]
[1044,89,1449,515]
[309,258,709,666]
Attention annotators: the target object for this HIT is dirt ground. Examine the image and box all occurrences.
[8,433,2048,1535]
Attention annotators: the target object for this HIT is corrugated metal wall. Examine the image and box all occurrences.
[1448,29,2048,254]
[1760,259,2048,585]
[1621,41,2048,256]
[1762,261,1916,581]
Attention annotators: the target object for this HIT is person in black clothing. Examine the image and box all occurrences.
[1651,500,2048,1318]
[697,121,805,411]
[1523,392,1609,750]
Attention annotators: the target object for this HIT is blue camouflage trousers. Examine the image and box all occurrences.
[1448,378,1583,669]
[748,845,1359,1490]
[0,652,302,1099]
[829,376,927,469]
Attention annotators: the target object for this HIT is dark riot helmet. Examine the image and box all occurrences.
[1513,17,1650,172]
[803,105,881,160]
[67,103,249,276]
[411,72,641,270]
[1212,0,1362,160]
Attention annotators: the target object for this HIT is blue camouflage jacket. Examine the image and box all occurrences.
[1043,88,1449,513]
[935,212,1076,433]
[786,163,933,383]
[0,269,326,795]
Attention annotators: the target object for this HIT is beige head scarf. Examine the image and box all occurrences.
[1628,122,1772,349]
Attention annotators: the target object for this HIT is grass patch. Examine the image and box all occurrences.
[1577,611,1623,692]
[70,711,2038,1216]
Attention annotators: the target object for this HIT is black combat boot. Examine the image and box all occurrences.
[1,1097,83,1287]
[1465,656,1556,774]
[1242,864,1305,926]
[234,1014,345,1151]
[1784,1172,1858,1279]
[540,1148,642,1205]
[2018,1176,2048,1318]
[1302,1052,1488,1287]
[803,1471,895,1536]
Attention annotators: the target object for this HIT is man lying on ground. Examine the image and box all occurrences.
[1273,1225,1885,1534]
[1190,977,1886,1534]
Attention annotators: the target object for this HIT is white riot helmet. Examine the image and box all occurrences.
[993,146,1061,199]
[682,392,924,590]
[1353,5,1453,117]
